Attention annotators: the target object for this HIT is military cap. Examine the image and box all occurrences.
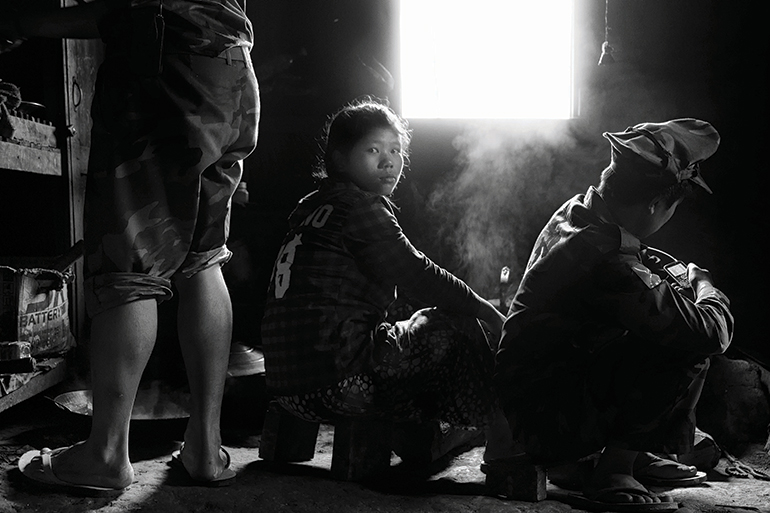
[603,118,720,193]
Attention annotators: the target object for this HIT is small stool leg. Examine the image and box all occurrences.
[483,459,547,502]
[259,400,320,463]
[331,418,393,481]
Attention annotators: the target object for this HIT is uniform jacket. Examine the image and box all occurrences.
[495,186,734,397]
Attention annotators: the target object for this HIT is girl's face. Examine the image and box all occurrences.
[337,127,404,196]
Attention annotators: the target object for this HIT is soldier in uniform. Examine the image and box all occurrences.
[2,0,259,492]
[492,119,734,510]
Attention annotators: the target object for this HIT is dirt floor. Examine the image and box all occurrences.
[1,377,769,513]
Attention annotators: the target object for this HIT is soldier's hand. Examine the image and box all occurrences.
[688,263,715,298]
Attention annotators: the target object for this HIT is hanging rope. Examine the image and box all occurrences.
[598,0,615,65]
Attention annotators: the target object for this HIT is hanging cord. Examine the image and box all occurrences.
[598,0,615,65]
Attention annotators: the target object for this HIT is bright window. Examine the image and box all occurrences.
[399,0,574,119]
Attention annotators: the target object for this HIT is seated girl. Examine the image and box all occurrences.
[261,99,511,462]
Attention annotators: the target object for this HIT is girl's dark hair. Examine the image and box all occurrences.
[313,97,412,180]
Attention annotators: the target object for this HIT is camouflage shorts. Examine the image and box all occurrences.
[84,48,260,316]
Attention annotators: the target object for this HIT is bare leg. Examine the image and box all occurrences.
[174,265,232,481]
[45,299,158,489]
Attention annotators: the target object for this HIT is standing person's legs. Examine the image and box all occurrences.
[165,52,258,482]
[173,264,233,481]
[20,48,257,492]
[140,51,255,483]
[19,299,158,490]
[83,299,158,485]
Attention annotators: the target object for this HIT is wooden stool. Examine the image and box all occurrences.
[481,456,548,502]
[259,400,393,482]
[391,419,485,465]
[259,400,544,500]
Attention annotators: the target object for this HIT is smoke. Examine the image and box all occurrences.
[427,121,591,300]
[423,57,695,304]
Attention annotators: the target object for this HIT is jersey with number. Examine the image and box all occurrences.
[261,180,482,395]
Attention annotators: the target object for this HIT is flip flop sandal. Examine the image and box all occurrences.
[548,489,681,512]
[548,473,680,512]
[18,447,126,497]
[637,471,707,488]
[168,443,236,487]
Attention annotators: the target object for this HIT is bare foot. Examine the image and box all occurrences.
[176,442,232,482]
[586,472,673,505]
[38,441,134,489]
[634,452,698,481]
[585,447,673,505]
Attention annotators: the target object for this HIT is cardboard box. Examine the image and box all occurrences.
[0,265,75,358]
